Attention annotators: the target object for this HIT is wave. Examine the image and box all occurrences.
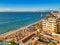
[0,17,32,25]
[0,21,10,24]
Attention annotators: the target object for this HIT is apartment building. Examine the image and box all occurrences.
[51,11,60,34]
[42,16,57,33]
[57,17,60,33]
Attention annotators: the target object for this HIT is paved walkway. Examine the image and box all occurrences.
[19,31,36,42]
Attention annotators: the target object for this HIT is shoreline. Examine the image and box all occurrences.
[1,19,42,36]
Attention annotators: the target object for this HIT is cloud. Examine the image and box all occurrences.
[0,7,41,12]
[0,7,52,12]
[0,8,14,12]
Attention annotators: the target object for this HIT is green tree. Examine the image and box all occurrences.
[10,40,16,45]
[33,27,37,31]
[48,42,55,45]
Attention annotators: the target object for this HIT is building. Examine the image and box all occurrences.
[57,17,60,33]
[57,14,60,34]
[50,11,60,34]
[42,15,57,33]
[42,19,48,31]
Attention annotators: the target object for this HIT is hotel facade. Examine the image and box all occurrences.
[42,15,57,33]
[51,12,60,33]
[42,11,60,34]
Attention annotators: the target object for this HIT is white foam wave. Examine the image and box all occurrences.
[0,21,10,24]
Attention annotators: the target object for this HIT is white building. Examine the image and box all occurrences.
[42,17,57,33]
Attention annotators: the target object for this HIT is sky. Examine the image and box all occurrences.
[0,0,60,11]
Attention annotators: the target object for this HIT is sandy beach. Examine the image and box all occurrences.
[1,19,42,37]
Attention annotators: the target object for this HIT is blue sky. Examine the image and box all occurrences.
[0,0,60,11]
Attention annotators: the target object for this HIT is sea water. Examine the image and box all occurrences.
[0,12,49,34]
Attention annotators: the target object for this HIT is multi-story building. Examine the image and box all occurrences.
[57,17,60,33]
[42,15,57,33]
[50,11,60,34]
[42,19,48,31]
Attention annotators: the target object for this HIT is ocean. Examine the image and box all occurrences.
[0,12,49,34]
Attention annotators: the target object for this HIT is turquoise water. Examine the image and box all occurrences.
[0,12,49,34]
